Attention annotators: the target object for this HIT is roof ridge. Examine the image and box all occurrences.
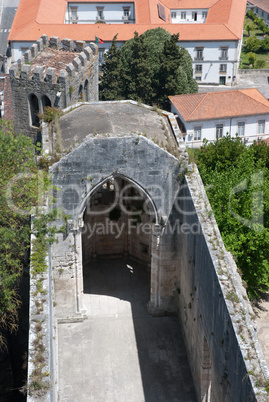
[238,88,269,109]
[187,92,208,120]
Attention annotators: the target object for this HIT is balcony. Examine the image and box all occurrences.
[194,57,204,61]
[122,15,130,21]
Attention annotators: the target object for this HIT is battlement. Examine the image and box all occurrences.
[9,35,98,84]
[9,34,99,139]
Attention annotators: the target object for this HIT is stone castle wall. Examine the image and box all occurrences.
[9,35,98,139]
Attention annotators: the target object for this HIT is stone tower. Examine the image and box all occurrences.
[9,35,98,139]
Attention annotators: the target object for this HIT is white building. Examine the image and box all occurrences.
[170,88,269,148]
[8,0,247,85]
[247,0,269,25]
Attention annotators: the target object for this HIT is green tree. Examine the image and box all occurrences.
[100,28,197,107]
[157,34,197,109]
[0,121,49,348]
[245,23,254,36]
[245,36,261,53]
[246,51,257,66]
[261,36,269,51]
[121,31,153,104]
[195,136,269,299]
[99,35,123,100]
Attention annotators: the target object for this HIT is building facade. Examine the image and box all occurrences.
[8,0,247,85]
[170,89,269,147]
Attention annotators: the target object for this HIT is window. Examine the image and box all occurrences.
[70,6,78,23]
[195,76,202,81]
[171,11,177,19]
[181,12,186,20]
[194,126,202,141]
[202,11,207,19]
[123,7,130,20]
[216,124,223,139]
[220,64,227,72]
[98,48,105,63]
[237,122,245,136]
[256,7,258,13]
[192,12,197,21]
[220,47,228,60]
[258,119,265,134]
[219,76,226,85]
[262,11,264,17]
[97,7,104,20]
[195,64,202,73]
[267,13,269,20]
[195,48,204,60]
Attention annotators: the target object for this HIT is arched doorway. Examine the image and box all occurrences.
[28,93,40,127]
[78,84,83,101]
[82,175,157,307]
[84,79,89,101]
[41,95,51,112]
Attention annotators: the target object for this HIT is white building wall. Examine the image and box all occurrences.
[180,40,238,85]
[12,42,34,62]
[171,104,269,148]
[66,2,135,23]
[171,9,208,24]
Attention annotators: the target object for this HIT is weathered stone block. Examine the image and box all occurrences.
[24,50,32,63]
[36,38,43,52]
[73,57,81,72]
[17,56,25,67]
[33,66,44,81]
[66,63,75,76]
[9,63,18,78]
[79,52,87,66]
[89,42,98,55]
[50,36,62,50]
[21,64,31,79]
[76,41,86,52]
[62,38,74,52]
[58,69,68,84]
[30,43,38,59]
[83,47,93,61]
[46,67,57,83]
[41,34,49,47]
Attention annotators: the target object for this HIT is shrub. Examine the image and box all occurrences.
[245,36,261,53]
[255,59,266,68]
[246,52,257,66]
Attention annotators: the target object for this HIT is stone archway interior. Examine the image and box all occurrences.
[29,93,39,127]
[82,176,155,268]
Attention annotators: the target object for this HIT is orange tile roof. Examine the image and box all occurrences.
[169,89,269,121]
[248,0,269,14]
[8,0,247,42]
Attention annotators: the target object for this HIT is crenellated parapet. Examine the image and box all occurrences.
[10,35,98,84]
[9,35,99,139]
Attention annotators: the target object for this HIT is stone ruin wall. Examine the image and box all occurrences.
[9,35,98,139]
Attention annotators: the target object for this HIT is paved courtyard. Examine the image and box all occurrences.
[57,259,197,402]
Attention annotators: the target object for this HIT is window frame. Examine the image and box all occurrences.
[202,11,207,19]
[171,11,177,19]
[220,64,227,73]
[194,126,202,141]
[258,119,265,134]
[97,6,104,20]
[216,123,224,139]
[70,6,78,23]
[195,47,204,61]
[181,11,186,20]
[237,121,245,136]
[195,64,202,73]
[220,47,228,60]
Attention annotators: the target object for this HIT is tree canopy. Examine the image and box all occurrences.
[99,28,198,109]
[193,136,269,299]
[0,121,49,348]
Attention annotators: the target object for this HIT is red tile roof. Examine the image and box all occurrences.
[169,89,269,121]
[248,0,269,14]
[8,0,247,43]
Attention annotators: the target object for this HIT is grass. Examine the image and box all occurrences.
[239,16,269,69]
